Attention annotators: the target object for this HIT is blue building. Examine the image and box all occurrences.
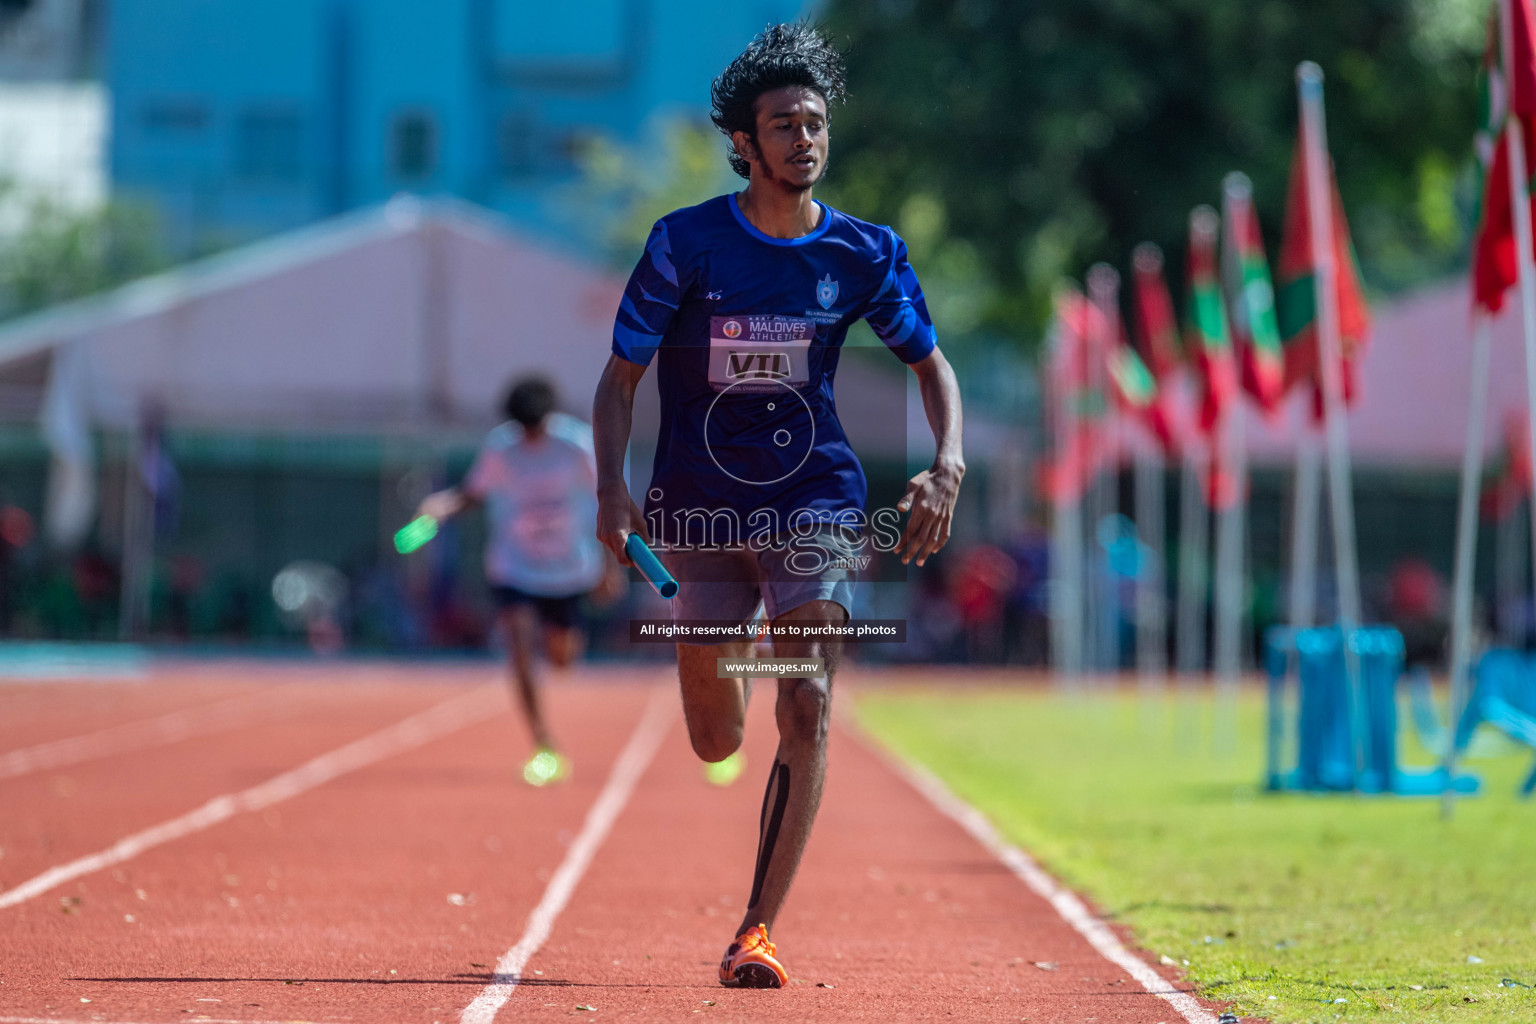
[107,0,813,251]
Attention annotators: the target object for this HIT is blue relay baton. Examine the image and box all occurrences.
[625,533,678,599]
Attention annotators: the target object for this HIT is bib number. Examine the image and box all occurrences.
[708,315,813,393]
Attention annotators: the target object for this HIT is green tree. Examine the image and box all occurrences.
[575,118,739,265]
[0,187,167,322]
[820,0,1485,351]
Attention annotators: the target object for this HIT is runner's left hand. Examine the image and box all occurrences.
[894,461,963,566]
[591,556,628,607]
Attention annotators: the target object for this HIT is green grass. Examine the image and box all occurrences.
[853,687,1536,1023]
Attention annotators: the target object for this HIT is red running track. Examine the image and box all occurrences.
[0,662,1257,1023]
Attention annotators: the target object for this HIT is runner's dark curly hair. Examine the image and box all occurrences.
[710,22,846,180]
[503,376,557,429]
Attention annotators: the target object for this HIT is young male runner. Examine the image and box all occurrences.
[419,376,615,785]
[592,24,964,987]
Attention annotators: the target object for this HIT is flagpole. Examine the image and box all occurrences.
[1213,182,1251,746]
[1048,294,1086,686]
[1050,477,1086,684]
[1211,409,1247,742]
[1496,484,1520,640]
[1088,263,1124,678]
[1179,206,1226,690]
[1442,314,1492,816]
[1176,436,1209,675]
[1134,430,1167,688]
[1128,245,1170,692]
[1298,61,1369,781]
[1496,0,1536,676]
[1083,296,1106,678]
[119,413,153,641]
[1287,426,1321,640]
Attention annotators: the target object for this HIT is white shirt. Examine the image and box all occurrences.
[465,413,604,596]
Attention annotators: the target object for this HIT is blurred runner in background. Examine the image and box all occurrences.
[418,376,620,785]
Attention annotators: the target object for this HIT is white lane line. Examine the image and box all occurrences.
[847,722,1222,1024]
[0,687,312,781]
[0,687,504,910]
[459,684,674,1024]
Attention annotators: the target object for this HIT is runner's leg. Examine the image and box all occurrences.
[501,605,554,750]
[677,641,755,762]
[545,624,584,668]
[735,597,845,935]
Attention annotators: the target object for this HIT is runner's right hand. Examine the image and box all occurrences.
[596,490,649,568]
[416,489,463,522]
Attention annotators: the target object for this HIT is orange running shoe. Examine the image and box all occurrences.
[718,923,788,989]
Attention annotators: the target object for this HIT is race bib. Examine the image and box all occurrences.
[511,501,575,562]
[708,315,813,393]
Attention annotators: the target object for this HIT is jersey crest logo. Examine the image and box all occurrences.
[816,273,839,310]
[726,351,792,380]
[722,319,743,339]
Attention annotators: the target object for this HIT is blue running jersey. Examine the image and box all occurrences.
[612,193,936,540]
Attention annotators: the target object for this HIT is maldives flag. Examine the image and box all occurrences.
[1039,423,1107,505]
[1185,207,1238,437]
[1132,243,1183,378]
[1224,184,1286,415]
[1053,285,1159,422]
[1107,341,1157,416]
[1274,132,1372,404]
[1472,1,1536,314]
[1040,288,1109,504]
[1096,278,1182,459]
[1131,243,1184,453]
[1483,410,1535,520]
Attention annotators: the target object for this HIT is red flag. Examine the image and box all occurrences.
[1506,409,1534,492]
[1474,131,1528,314]
[1131,243,1186,453]
[1274,129,1372,405]
[1473,2,1536,314]
[1507,0,1536,119]
[1185,207,1238,438]
[1204,457,1244,511]
[1224,182,1286,414]
[1058,285,1160,429]
[1041,288,1110,503]
[1132,243,1182,378]
[1038,423,1107,504]
[1484,409,1535,520]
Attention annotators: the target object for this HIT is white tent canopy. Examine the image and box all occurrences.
[0,196,627,435]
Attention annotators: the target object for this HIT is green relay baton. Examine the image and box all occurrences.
[393,515,439,554]
[625,533,678,599]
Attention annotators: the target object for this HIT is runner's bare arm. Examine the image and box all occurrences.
[416,487,478,521]
[896,348,964,566]
[593,353,652,567]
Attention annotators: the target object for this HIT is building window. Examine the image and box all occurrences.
[0,0,34,33]
[236,108,303,181]
[391,111,436,181]
[499,111,536,178]
[142,99,209,135]
[557,130,595,165]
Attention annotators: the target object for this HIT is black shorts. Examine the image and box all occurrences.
[490,585,585,629]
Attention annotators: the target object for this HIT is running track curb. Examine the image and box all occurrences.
[842,718,1226,1024]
